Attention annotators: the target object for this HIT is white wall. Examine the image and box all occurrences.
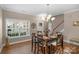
[2,10,37,45]
[36,17,44,34]
[64,9,79,44]
[0,8,3,52]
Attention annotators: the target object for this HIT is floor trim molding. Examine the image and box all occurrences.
[9,39,31,45]
[0,47,2,53]
[0,44,5,53]
[64,39,79,46]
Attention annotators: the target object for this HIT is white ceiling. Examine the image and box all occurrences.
[0,4,79,16]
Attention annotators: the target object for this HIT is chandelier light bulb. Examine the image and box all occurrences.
[47,14,52,20]
[51,17,55,21]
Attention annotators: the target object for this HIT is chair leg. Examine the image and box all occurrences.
[50,45,53,54]
[34,43,36,53]
[43,47,45,54]
[31,42,33,52]
[49,46,51,54]
[41,46,43,53]
[37,43,39,54]
[48,46,51,54]
[62,45,63,54]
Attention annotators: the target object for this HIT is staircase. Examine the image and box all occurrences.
[53,20,64,32]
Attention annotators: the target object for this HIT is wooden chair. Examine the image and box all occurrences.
[56,34,63,53]
[37,36,44,54]
[37,35,49,54]
[31,33,39,53]
[50,34,63,54]
[50,37,58,53]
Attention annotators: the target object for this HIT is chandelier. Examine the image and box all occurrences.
[38,4,55,22]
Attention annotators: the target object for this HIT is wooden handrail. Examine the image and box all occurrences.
[53,20,64,31]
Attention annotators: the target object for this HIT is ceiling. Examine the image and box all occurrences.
[0,4,79,16]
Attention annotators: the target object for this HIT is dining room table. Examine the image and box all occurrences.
[36,33,59,54]
[36,32,64,54]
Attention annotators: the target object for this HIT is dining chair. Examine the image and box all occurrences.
[31,33,39,53]
[37,36,44,54]
[50,34,63,54]
[50,37,58,53]
[37,35,49,54]
[55,34,63,54]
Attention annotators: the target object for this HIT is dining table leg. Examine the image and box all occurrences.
[48,45,51,54]
[43,47,45,54]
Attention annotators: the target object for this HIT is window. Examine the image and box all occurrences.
[6,18,30,38]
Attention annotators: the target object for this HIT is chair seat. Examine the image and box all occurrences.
[57,43,61,45]
[51,42,57,46]
[33,41,39,43]
[39,43,47,47]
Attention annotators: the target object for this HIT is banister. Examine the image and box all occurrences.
[53,20,64,31]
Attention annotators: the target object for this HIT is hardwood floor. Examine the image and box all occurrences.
[1,40,79,54]
[63,43,79,54]
[1,41,33,54]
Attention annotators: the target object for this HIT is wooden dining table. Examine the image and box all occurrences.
[42,35,58,53]
[36,34,58,53]
[37,33,64,54]
[42,35,58,44]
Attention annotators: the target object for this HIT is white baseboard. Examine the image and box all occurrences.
[64,39,70,43]
[64,39,79,45]
[0,43,7,53]
[9,39,31,45]
[0,44,5,53]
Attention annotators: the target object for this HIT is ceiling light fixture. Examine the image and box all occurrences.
[51,17,55,21]
[47,14,52,20]
[46,4,50,6]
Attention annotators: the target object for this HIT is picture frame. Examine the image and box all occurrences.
[31,23,36,29]
[73,21,79,26]
[39,23,42,27]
